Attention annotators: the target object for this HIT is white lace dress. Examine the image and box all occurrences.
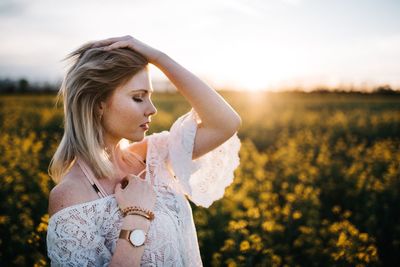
[46,108,241,266]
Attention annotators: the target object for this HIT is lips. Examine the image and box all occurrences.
[140,121,150,131]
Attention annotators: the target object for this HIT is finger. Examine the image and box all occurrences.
[91,36,126,48]
[129,174,143,184]
[127,174,136,181]
[90,40,116,48]
[115,182,121,191]
[103,40,132,51]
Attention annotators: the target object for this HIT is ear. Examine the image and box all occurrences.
[96,100,106,116]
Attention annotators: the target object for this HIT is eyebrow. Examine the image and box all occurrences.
[131,89,154,93]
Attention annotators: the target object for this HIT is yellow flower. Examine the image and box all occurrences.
[332,205,341,214]
[272,255,282,266]
[240,240,250,252]
[243,198,255,208]
[286,193,296,203]
[357,252,366,261]
[337,232,347,247]
[292,211,302,220]
[343,210,352,219]
[294,184,304,194]
[221,239,236,252]
[359,233,368,242]
[299,226,312,234]
[247,207,260,219]
[36,222,47,233]
[0,215,10,224]
[262,221,274,232]
[367,245,378,257]
[228,220,248,231]
[249,234,263,251]
[260,192,270,201]
[249,234,261,243]
[281,182,289,190]
[282,205,291,217]
[212,253,221,266]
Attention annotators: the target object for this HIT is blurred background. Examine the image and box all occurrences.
[1,0,400,92]
[0,0,399,266]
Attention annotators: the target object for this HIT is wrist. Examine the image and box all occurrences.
[120,206,155,221]
[151,51,167,65]
[122,214,151,231]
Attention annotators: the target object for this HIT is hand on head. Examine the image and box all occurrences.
[90,35,164,64]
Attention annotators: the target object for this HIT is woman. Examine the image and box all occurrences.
[46,35,241,266]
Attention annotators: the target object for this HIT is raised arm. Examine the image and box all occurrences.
[151,53,242,160]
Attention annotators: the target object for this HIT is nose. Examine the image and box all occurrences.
[146,100,157,117]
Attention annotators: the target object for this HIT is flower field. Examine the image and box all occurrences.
[0,91,399,266]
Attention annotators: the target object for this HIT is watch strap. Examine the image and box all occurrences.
[119,229,130,240]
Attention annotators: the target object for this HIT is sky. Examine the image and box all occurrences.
[0,0,399,92]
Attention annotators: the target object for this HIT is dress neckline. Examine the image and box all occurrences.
[48,194,117,221]
[49,137,152,222]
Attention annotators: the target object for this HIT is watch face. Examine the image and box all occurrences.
[129,229,145,246]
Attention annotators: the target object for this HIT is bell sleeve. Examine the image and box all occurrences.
[46,206,112,267]
[167,108,241,208]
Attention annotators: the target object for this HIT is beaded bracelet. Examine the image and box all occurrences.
[120,206,155,221]
[123,208,155,221]
[125,210,153,221]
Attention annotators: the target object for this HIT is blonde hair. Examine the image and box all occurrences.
[49,41,149,183]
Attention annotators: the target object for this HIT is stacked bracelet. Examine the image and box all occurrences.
[125,210,153,221]
[120,206,155,221]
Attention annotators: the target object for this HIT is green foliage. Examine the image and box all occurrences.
[0,92,399,266]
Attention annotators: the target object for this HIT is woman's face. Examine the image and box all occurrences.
[99,67,157,148]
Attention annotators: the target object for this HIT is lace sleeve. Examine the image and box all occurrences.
[46,204,113,267]
[167,108,241,208]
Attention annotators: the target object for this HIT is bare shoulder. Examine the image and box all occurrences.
[48,170,96,218]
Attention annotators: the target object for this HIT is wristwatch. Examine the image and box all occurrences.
[119,229,147,247]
